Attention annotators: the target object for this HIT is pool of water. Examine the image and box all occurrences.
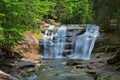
[27,60,94,80]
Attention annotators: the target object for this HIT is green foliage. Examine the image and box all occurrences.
[0,0,53,51]
[68,0,93,23]
[22,0,54,25]
[92,0,120,31]
[48,0,94,24]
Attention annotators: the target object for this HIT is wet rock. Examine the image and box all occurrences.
[84,70,97,75]
[66,60,83,66]
[64,43,73,49]
[66,37,73,42]
[66,31,75,37]
[97,72,120,80]
[41,74,94,80]
[76,65,87,69]
[16,61,35,69]
[63,50,72,56]
[27,75,38,80]
[64,45,72,50]
[76,30,85,35]
[39,40,44,46]
[86,65,93,69]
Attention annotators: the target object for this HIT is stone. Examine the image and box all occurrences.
[64,43,73,49]
[27,75,38,80]
[76,65,87,69]
[41,74,94,80]
[16,61,35,69]
[0,70,19,80]
[84,70,97,75]
[66,60,83,66]
[97,72,120,80]
[66,37,74,42]
[110,74,120,80]
[66,31,75,37]
[47,19,55,24]
[63,50,72,56]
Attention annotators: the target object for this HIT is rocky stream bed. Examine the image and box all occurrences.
[0,52,120,80]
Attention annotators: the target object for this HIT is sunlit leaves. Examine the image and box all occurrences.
[64,0,93,23]
[0,0,55,50]
[3,0,10,3]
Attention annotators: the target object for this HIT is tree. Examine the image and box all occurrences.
[92,0,120,31]
[0,0,54,52]
[65,0,93,24]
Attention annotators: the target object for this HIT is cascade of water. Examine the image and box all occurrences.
[43,25,67,59]
[43,24,99,60]
[71,25,79,53]
[69,25,99,60]
[54,25,67,58]
[43,25,55,58]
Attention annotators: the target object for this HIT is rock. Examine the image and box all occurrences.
[97,72,120,80]
[39,40,44,46]
[16,61,35,69]
[0,70,19,80]
[96,55,100,58]
[42,74,94,80]
[66,31,75,37]
[66,37,74,42]
[38,22,50,27]
[84,70,97,75]
[63,50,72,56]
[27,75,38,80]
[106,53,120,64]
[64,43,73,49]
[22,32,40,60]
[53,22,61,26]
[110,74,120,80]
[47,19,55,24]
[86,65,93,69]
[76,65,86,69]
[66,60,83,66]
[76,30,85,35]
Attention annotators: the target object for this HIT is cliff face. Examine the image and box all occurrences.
[23,32,41,60]
[14,31,42,60]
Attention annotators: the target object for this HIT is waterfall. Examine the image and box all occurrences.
[43,25,67,59]
[43,24,99,60]
[69,25,99,60]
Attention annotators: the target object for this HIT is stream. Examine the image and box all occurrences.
[26,52,120,80]
[27,59,94,80]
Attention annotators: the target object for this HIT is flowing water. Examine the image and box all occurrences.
[27,60,94,80]
[69,25,99,60]
[43,24,99,60]
[43,25,67,59]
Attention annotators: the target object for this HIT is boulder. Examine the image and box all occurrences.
[0,70,19,80]
[16,61,35,69]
